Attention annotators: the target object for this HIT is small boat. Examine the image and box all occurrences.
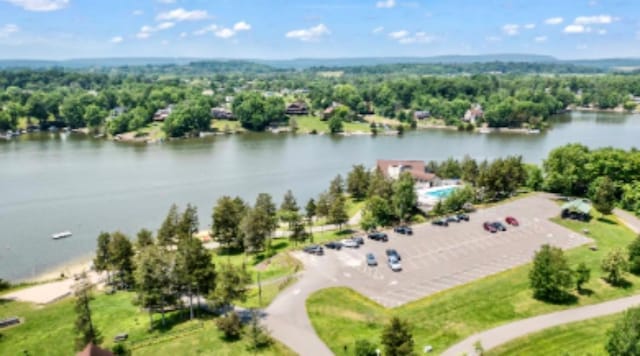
[52,231,72,240]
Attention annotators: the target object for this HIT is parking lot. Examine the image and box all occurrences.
[297,194,591,308]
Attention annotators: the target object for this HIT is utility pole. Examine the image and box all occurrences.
[257,272,262,308]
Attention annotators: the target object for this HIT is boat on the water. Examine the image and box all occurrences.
[51,231,72,240]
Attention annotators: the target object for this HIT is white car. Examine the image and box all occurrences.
[341,238,359,248]
[388,256,402,271]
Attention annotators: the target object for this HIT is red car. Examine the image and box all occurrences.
[506,216,519,226]
[483,221,497,233]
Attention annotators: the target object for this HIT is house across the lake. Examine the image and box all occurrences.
[285,101,309,115]
[153,105,174,122]
[413,110,430,120]
[376,159,438,185]
[211,107,235,120]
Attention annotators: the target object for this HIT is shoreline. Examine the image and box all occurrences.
[23,254,95,284]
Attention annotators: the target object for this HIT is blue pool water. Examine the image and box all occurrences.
[424,186,458,199]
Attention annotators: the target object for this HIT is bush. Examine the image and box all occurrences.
[216,313,243,340]
[602,248,629,286]
[529,244,574,302]
[354,339,378,356]
[0,278,10,291]
[628,236,640,274]
[606,306,640,355]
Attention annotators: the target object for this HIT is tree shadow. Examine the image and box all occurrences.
[535,292,578,306]
[577,288,594,296]
[597,217,618,225]
[604,278,633,289]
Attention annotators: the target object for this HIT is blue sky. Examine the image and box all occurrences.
[0,0,639,59]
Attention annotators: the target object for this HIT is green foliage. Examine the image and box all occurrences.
[246,310,272,352]
[211,196,247,250]
[108,232,134,289]
[368,169,393,200]
[134,244,176,329]
[135,229,154,250]
[347,164,371,200]
[241,193,277,253]
[73,274,101,351]
[163,101,211,137]
[601,248,629,286]
[232,91,286,131]
[589,176,616,215]
[0,278,10,291]
[628,236,640,274]
[543,144,593,196]
[621,182,640,216]
[381,317,415,356]
[328,194,349,229]
[111,343,131,356]
[157,204,179,246]
[392,172,417,222]
[524,164,544,191]
[477,156,526,200]
[328,116,343,134]
[606,307,640,356]
[361,196,395,230]
[176,203,199,240]
[441,185,475,213]
[305,198,317,224]
[209,263,251,310]
[173,237,216,319]
[529,244,574,302]
[354,339,378,356]
[215,312,243,341]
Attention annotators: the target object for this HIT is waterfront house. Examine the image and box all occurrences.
[153,105,174,122]
[322,102,342,120]
[463,104,484,124]
[211,107,235,120]
[376,159,438,185]
[110,106,126,119]
[414,110,430,120]
[285,101,309,115]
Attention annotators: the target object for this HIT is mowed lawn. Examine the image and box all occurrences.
[307,215,640,355]
[0,291,294,356]
[294,115,370,134]
[487,313,619,356]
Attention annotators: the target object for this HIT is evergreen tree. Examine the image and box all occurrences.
[134,245,176,329]
[328,194,349,230]
[329,174,345,198]
[174,237,216,319]
[628,235,640,274]
[347,164,371,200]
[392,172,417,222]
[575,262,591,292]
[157,204,179,246]
[108,232,134,290]
[93,232,112,284]
[73,273,101,351]
[209,263,251,312]
[590,176,616,215]
[212,196,247,250]
[177,203,199,240]
[606,306,640,355]
[135,229,154,250]
[381,317,415,356]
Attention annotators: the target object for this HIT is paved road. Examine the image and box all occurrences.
[263,252,339,356]
[614,208,640,234]
[442,293,640,356]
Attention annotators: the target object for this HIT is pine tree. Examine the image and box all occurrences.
[73,273,101,351]
[381,317,415,356]
[157,204,179,246]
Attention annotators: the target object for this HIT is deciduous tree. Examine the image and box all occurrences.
[529,244,573,302]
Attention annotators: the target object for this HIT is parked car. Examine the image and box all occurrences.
[446,215,461,223]
[385,248,401,261]
[351,236,365,245]
[505,216,519,226]
[366,253,377,266]
[394,225,413,235]
[368,231,389,242]
[324,241,342,250]
[483,221,497,233]
[341,238,360,248]
[457,213,470,221]
[387,255,402,272]
[303,245,324,255]
[491,221,507,231]
[432,219,449,227]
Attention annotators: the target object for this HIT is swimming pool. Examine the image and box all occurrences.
[423,186,459,199]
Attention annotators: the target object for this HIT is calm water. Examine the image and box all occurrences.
[1,111,639,281]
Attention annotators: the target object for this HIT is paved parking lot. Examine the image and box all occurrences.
[297,194,591,308]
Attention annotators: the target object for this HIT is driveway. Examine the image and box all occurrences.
[614,208,640,234]
[442,293,640,355]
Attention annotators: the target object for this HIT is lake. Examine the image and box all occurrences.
[1,111,639,281]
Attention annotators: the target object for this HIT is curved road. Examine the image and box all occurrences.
[442,294,640,356]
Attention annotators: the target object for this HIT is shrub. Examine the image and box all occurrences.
[216,313,243,340]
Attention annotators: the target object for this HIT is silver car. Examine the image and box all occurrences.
[388,255,402,271]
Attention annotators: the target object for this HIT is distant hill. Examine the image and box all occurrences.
[0,57,203,69]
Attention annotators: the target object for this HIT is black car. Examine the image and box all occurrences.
[457,213,470,221]
[303,245,324,255]
[432,219,449,227]
[368,231,389,242]
[385,248,401,261]
[352,236,365,245]
[394,226,413,235]
[324,241,342,250]
[446,215,461,223]
[491,221,507,231]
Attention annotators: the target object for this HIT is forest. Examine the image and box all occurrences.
[0,61,639,138]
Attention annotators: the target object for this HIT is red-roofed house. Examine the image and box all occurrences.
[376,160,438,185]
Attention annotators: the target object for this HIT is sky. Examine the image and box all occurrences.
[0,0,639,60]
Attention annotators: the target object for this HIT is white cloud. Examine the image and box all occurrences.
[233,21,251,31]
[193,24,218,35]
[215,28,235,39]
[110,36,123,44]
[574,15,616,25]
[534,36,547,42]
[502,24,520,36]
[0,24,19,37]
[388,30,409,39]
[376,0,396,8]
[136,22,175,39]
[180,32,188,38]
[544,17,564,25]
[3,0,68,11]
[285,24,330,42]
[372,26,384,34]
[564,24,591,33]
[597,29,607,35]
[132,9,143,16]
[398,31,434,44]
[156,8,209,22]
[524,23,536,30]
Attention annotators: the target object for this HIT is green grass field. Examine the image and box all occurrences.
[487,313,619,356]
[0,291,294,356]
[307,215,640,355]
[294,115,370,134]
